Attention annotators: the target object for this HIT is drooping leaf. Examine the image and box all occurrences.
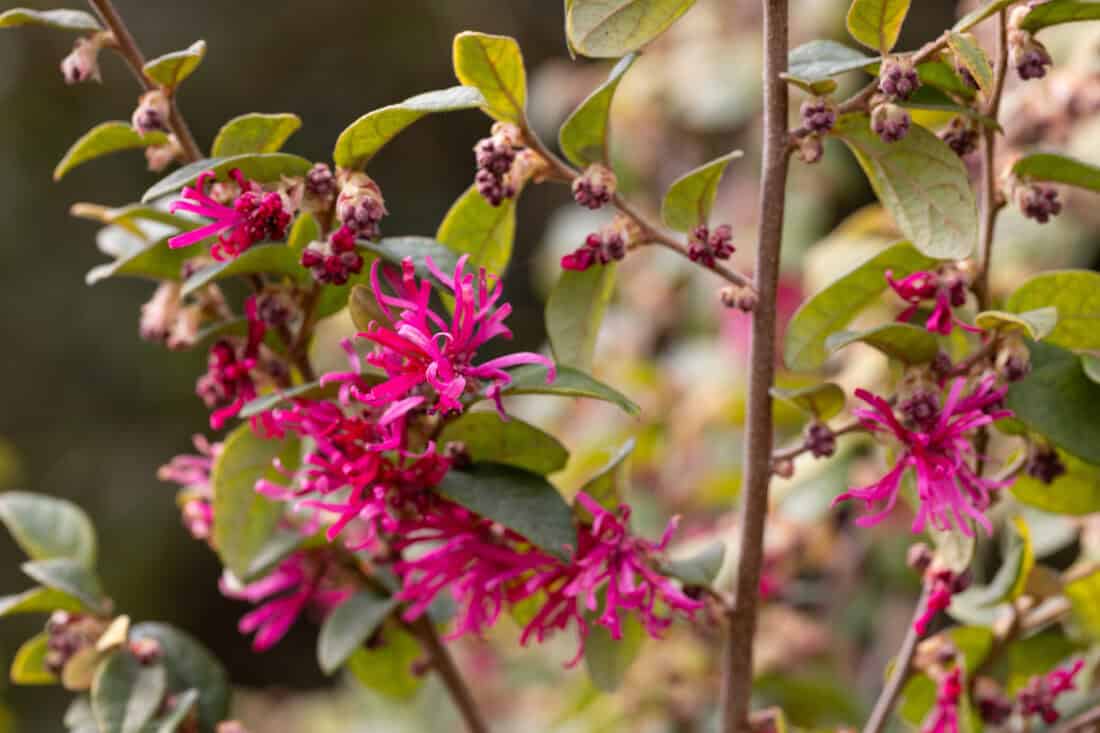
[211,113,302,157]
[974,307,1058,341]
[10,633,56,685]
[452,32,526,124]
[437,412,569,475]
[86,236,193,286]
[1018,2,1100,32]
[833,113,979,260]
[954,0,1017,32]
[784,241,938,371]
[546,264,616,371]
[770,383,846,421]
[947,32,994,93]
[787,40,876,83]
[501,364,640,415]
[1013,448,1100,515]
[565,0,698,58]
[846,0,911,52]
[825,323,940,364]
[559,54,636,168]
[434,464,577,559]
[0,492,96,565]
[212,425,300,581]
[436,185,515,276]
[1006,271,1100,350]
[142,41,205,88]
[579,439,635,511]
[346,624,423,700]
[661,151,744,233]
[91,653,166,733]
[1065,570,1100,640]
[0,586,84,617]
[54,122,168,181]
[317,590,399,674]
[584,613,645,691]
[1013,153,1100,192]
[20,559,107,613]
[662,541,726,588]
[128,623,229,733]
[142,154,312,203]
[0,8,99,31]
[181,244,307,296]
[334,86,486,169]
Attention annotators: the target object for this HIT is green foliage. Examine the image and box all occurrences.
[10,633,56,685]
[953,0,1017,32]
[182,244,307,296]
[1014,153,1100,192]
[211,113,302,157]
[238,381,342,419]
[565,0,698,58]
[500,364,641,415]
[770,383,846,421]
[1006,271,1100,350]
[0,8,100,31]
[142,153,312,203]
[1065,570,1100,640]
[974,307,1058,340]
[333,86,486,170]
[212,425,300,582]
[437,412,569,475]
[946,32,993,93]
[584,613,644,691]
[434,464,577,559]
[346,624,423,700]
[578,439,635,511]
[784,241,937,371]
[142,41,206,89]
[128,623,230,732]
[86,236,193,286]
[1018,1,1100,32]
[900,627,993,726]
[787,40,875,83]
[546,265,617,372]
[0,586,84,617]
[317,590,399,674]
[846,0,911,52]
[436,185,516,276]
[1006,632,1082,694]
[661,151,744,233]
[90,652,165,733]
[452,32,526,124]
[0,492,96,565]
[826,323,939,364]
[54,123,168,181]
[20,559,107,613]
[360,237,462,284]
[559,54,635,168]
[833,113,979,259]
[1014,448,1100,515]
[662,542,726,587]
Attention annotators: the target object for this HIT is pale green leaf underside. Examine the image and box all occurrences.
[566,0,697,58]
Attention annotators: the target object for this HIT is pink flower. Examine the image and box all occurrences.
[157,435,221,541]
[833,376,1012,536]
[914,569,969,635]
[324,255,554,418]
[887,269,980,336]
[1018,659,1085,723]
[195,297,273,431]
[169,170,292,261]
[924,668,962,733]
[220,551,351,652]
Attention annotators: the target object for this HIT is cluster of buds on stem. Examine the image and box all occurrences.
[132,89,172,136]
[1010,7,1054,81]
[474,122,524,206]
[1027,443,1067,484]
[43,612,107,677]
[878,58,921,101]
[796,97,836,164]
[139,268,232,351]
[871,102,911,143]
[940,117,979,157]
[300,227,364,285]
[995,335,1032,383]
[561,215,636,271]
[688,223,734,268]
[720,284,758,313]
[803,422,836,459]
[335,171,386,239]
[60,31,114,84]
[572,163,617,210]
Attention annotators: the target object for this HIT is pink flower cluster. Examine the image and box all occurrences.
[194,296,275,431]
[157,434,221,541]
[1018,659,1084,723]
[886,269,979,336]
[924,668,962,733]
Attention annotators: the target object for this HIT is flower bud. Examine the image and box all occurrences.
[796,134,825,164]
[940,117,978,157]
[132,90,172,136]
[688,224,735,268]
[996,336,1031,382]
[129,637,162,665]
[1009,25,1053,81]
[800,97,836,134]
[145,135,183,172]
[572,163,617,210]
[907,543,934,573]
[60,35,106,84]
[871,102,911,143]
[139,281,182,343]
[804,422,836,459]
[772,458,795,479]
[878,58,920,101]
[1015,183,1062,223]
[305,162,337,198]
[1027,445,1066,484]
[336,172,387,239]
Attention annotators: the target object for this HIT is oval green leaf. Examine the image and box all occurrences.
[1006,270,1100,350]
[947,32,993,93]
[86,236,192,286]
[559,54,635,168]
[546,264,616,372]
[346,624,423,700]
[181,244,306,297]
[11,633,56,685]
[128,623,230,732]
[452,32,526,124]
[584,613,644,691]
[211,113,302,157]
[0,492,96,565]
[661,151,744,233]
[846,0,911,52]
[54,122,168,181]
[566,0,698,58]
[1013,153,1100,192]
[770,383,846,420]
[1019,2,1100,32]
[91,653,166,733]
[437,412,569,475]
[501,364,641,415]
[143,40,205,89]
[1013,448,1100,515]
[0,8,100,31]
[20,559,107,613]
[826,322,940,364]
[788,40,877,83]
[436,184,515,276]
[142,153,312,204]
[317,590,399,674]
[662,542,726,588]
[0,586,84,617]
[974,307,1058,340]
[578,439,635,511]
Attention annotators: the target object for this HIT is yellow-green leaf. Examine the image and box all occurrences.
[1066,570,1100,640]
[846,0,911,52]
[770,383,846,421]
[0,8,100,31]
[947,32,993,93]
[452,32,526,124]
[566,0,698,58]
[54,122,168,181]
[211,113,302,157]
[436,184,515,276]
[143,40,206,89]
[559,54,635,168]
[661,151,743,233]
[1019,2,1100,32]
[974,307,1058,340]
[1013,153,1100,192]
[1006,270,1100,350]
[1013,448,1100,515]
[826,322,939,364]
[10,633,56,686]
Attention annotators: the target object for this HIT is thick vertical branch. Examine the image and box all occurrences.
[721,1,790,731]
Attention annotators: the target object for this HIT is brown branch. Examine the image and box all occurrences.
[974,10,1010,310]
[835,32,952,115]
[408,616,490,733]
[771,421,866,463]
[720,1,791,731]
[862,587,931,733]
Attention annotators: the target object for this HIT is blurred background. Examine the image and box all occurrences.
[5,0,1100,730]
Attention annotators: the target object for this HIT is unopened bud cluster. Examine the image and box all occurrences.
[688,224,734,268]
[940,117,978,157]
[132,89,172,136]
[300,227,364,285]
[561,231,626,271]
[720,285,757,313]
[60,32,112,85]
[1027,444,1066,484]
[1016,182,1063,223]
[336,172,387,239]
[44,611,104,676]
[871,102,911,143]
[572,164,616,210]
[474,122,525,207]
[877,59,920,101]
[804,422,836,459]
[1010,8,1054,81]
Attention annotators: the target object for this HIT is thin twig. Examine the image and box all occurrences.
[771,421,866,463]
[835,32,952,115]
[974,10,1010,310]
[720,1,791,731]
[408,616,490,733]
[862,587,931,733]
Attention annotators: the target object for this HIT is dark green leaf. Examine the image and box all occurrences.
[346,624,423,700]
[0,491,96,564]
[437,411,569,475]
[54,122,168,181]
[584,613,644,691]
[0,586,84,617]
[360,236,462,281]
[211,113,302,157]
[1006,270,1100,350]
[846,0,911,52]
[129,623,230,733]
[770,383,846,420]
[954,0,1017,32]
[142,41,205,88]
[947,32,994,93]
[20,559,107,613]
[91,653,166,733]
[579,439,634,511]
[142,154,312,204]
[833,113,979,259]
[11,633,56,685]
[784,241,938,371]
[317,590,399,674]
[146,688,199,733]
[212,425,300,581]
[501,364,640,415]
[975,307,1058,340]
[1006,632,1082,694]
[237,380,342,419]
[662,541,726,587]
[661,151,744,232]
[788,40,877,82]
[436,185,516,276]
[1014,153,1100,192]
[452,32,526,123]
[0,8,100,31]
[565,0,698,58]
[826,323,940,364]
[1083,353,1100,384]
[1013,448,1100,515]
[434,464,577,559]
[287,211,319,251]
[559,54,635,167]
[1019,2,1100,32]
[181,244,306,296]
[334,86,486,169]
[546,264,616,371]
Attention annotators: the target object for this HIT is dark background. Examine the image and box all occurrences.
[0,1,957,728]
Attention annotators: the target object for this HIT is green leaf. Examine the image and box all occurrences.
[662,541,726,587]
[565,0,698,58]
[146,688,199,733]
[1007,341,1100,465]
[975,307,1058,340]
[334,86,486,170]
[452,32,526,124]
[54,122,168,181]
[826,323,940,364]
[0,491,96,565]
[784,241,938,371]
[142,154,312,204]
[833,113,979,259]
[954,0,1017,32]
[1006,271,1100,350]
[579,439,635,511]
[1018,2,1100,32]
[212,426,300,582]
[91,653,166,733]
[181,244,305,296]
[660,151,744,233]
[846,0,911,52]
[128,623,229,733]
[0,8,100,31]
[437,412,569,475]
[287,211,319,251]
[21,559,107,613]
[1006,632,1082,694]
[142,41,205,88]
[1065,570,1100,640]
[501,364,641,415]
[780,75,839,96]
[546,264,616,372]
[211,113,302,157]
[1013,153,1100,192]
[80,204,195,233]
[317,590,399,675]
[584,613,645,691]
[10,633,56,685]
[913,60,978,99]
[346,624,423,700]
[436,185,515,276]
[0,586,84,617]
[559,54,636,168]
[86,236,192,286]
[770,383,846,420]
[360,236,462,282]
[1083,353,1100,384]
[434,464,577,559]
[1013,448,1100,515]
[947,32,994,93]
[930,525,976,574]
[65,696,98,732]
[787,40,877,83]
[237,380,340,419]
